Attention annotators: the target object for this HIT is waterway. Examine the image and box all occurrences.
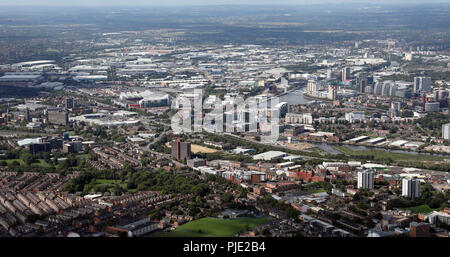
[280,88,310,105]
[315,144,345,155]
[275,88,449,158]
[345,145,449,157]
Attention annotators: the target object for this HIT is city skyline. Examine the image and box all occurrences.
[0,0,448,242]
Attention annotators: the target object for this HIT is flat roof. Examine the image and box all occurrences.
[350,135,370,142]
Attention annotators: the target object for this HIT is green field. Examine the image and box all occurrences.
[4,159,26,166]
[336,146,446,162]
[79,154,92,159]
[96,179,128,188]
[308,188,326,194]
[3,159,52,167]
[160,217,270,237]
[401,204,438,214]
[34,159,53,168]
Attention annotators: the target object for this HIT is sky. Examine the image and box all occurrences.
[0,0,446,7]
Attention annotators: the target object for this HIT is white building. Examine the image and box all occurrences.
[328,86,337,100]
[345,111,366,123]
[307,80,318,93]
[442,123,450,140]
[390,101,401,118]
[357,171,374,189]
[253,151,287,161]
[285,113,313,125]
[402,178,421,199]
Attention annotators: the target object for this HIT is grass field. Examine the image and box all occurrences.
[166,142,219,154]
[3,159,52,167]
[308,188,326,194]
[160,217,270,237]
[4,159,26,166]
[401,204,438,214]
[34,159,53,168]
[96,179,127,188]
[336,146,446,162]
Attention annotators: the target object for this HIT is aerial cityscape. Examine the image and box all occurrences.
[0,1,449,244]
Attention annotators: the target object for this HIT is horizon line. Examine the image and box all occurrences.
[0,2,449,7]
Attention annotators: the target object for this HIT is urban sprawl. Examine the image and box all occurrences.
[0,14,449,238]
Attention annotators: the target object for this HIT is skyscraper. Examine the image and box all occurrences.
[382,81,392,96]
[389,84,398,97]
[342,67,350,82]
[328,85,337,100]
[171,140,191,161]
[402,178,421,199]
[307,80,318,94]
[442,123,450,140]
[65,97,76,109]
[47,109,69,126]
[414,77,432,93]
[359,78,368,93]
[390,101,401,118]
[374,82,383,95]
[326,69,332,79]
[25,108,31,122]
[357,171,374,189]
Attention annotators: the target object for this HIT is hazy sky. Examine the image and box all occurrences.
[0,0,446,6]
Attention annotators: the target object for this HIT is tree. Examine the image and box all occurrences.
[117,231,128,237]
[222,193,233,203]
[21,152,35,166]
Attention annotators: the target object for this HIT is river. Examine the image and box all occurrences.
[280,88,310,105]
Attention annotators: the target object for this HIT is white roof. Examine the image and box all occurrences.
[253,151,287,160]
[84,194,102,200]
[362,163,386,169]
[18,138,42,146]
[350,136,370,142]
[390,140,409,147]
[366,137,385,143]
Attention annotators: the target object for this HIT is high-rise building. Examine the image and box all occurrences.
[307,80,318,94]
[326,69,332,79]
[382,81,392,96]
[402,178,421,199]
[328,86,337,100]
[47,109,69,126]
[357,171,374,189]
[438,90,449,104]
[359,79,368,93]
[442,123,450,140]
[409,222,429,237]
[389,84,398,97]
[390,101,401,118]
[25,108,31,122]
[65,98,75,109]
[171,140,191,161]
[342,67,350,82]
[374,82,383,95]
[414,77,432,93]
